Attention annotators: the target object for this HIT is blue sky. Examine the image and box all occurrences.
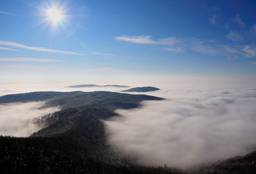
[0,0,256,84]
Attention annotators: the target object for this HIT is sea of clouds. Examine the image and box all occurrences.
[1,77,256,168]
[105,83,256,169]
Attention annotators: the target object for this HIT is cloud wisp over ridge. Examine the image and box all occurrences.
[0,40,83,56]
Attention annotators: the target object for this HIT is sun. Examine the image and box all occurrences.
[41,3,67,29]
[45,6,65,26]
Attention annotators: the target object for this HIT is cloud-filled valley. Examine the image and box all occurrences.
[0,102,59,137]
[105,85,256,169]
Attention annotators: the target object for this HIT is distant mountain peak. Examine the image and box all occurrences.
[123,86,160,92]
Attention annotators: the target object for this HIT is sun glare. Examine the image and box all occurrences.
[41,3,67,29]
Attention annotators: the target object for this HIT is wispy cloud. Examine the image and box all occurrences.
[115,35,178,46]
[116,35,223,56]
[233,14,245,28]
[115,35,156,45]
[91,51,115,56]
[115,34,256,59]
[194,43,256,59]
[209,15,217,25]
[0,41,83,56]
[0,57,59,63]
[191,40,221,55]
[164,47,184,53]
[0,10,14,16]
[226,31,242,41]
[242,46,256,58]
[250,24,256,33]
[223,45,240,56]
[157,37,178,46]
[0,46,17,51]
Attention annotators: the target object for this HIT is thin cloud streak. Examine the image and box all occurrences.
[115,35,156,45]
[0,57,59,63]
[91,51,115,56]
[115,34,256,59]
[0,10,15,16]
[0,40,83,56]
[233,14,245,28]
[115,35,178,46]
[242,46,256,57]
[0,46,17,51]
[226,31,242,41]
[251,24,256,33]
[209,15,217,25]
[164,47,184,53]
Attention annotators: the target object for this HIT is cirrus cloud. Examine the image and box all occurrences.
[0,40,83,56]
[115,35,178,46]
[226,31,242,41]
[233,14,245,28]
[0,57,59,63]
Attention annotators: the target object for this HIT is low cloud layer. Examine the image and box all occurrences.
[105,86,256,169]
[0,102,59,137]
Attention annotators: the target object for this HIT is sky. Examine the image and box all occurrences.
[0,0,256,86]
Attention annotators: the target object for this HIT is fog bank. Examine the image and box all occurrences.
[0,102,59,137]
[105,85,256,168]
